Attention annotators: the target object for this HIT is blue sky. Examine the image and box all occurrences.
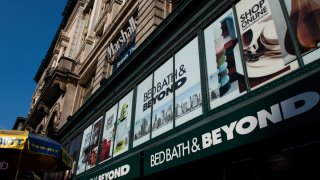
[0,1,67,130]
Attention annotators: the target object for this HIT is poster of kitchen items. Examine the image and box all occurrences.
[235,0,299,89]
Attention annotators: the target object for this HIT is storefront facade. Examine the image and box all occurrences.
[34,0,320,179]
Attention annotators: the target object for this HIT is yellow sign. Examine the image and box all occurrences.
[0,130,28,150]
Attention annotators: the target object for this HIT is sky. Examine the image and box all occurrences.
[0,0,68,130]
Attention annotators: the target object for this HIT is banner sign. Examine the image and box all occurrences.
[82,154,140,180]
[107,10,138,72]
[143,71,320,175]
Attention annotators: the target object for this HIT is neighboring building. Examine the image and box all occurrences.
[26,0,320,179]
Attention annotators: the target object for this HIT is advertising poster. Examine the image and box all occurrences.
[236,0,299,89]
[113,91,133,157]
[204,8,246,109]
[99,104,118,163]
[133,75,152,147]
[283,0,320,64]
[175,38,203,126]
[76,125,92,174]
[86,118,102,170]
[151,59,174,138]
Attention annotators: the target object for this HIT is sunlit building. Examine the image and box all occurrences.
[26,0,320,179]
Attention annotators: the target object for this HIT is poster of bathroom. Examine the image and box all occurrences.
[283,0,320,64]
[113,91,133,157]
[204,8,246,109]
[235,0,299,89]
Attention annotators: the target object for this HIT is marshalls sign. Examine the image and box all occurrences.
[144,72,320,175]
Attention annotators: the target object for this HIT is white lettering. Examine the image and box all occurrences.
[236,116,258,135]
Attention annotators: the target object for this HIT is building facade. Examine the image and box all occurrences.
[26,0,320,179]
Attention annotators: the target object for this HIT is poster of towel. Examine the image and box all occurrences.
[76,125,92,174]
[204,8,247,109]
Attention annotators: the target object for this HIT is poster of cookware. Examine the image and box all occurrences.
[283,0,320,64]
[133,75,152,147]
[99,104,118,163]
[113,91,133,157]
[235,0,299,89]
[204,8,246,109]
[175,37,203,126]
[151,59,174,138]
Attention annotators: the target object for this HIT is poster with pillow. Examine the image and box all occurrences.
[76,125,92,174]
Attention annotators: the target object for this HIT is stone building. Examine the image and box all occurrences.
[26,0,320,179]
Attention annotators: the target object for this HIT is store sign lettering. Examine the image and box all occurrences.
[89,164,130,180]
[148,91,319,168]
[0,138,23,146]
[240,0,267,29]
[106,15,137,62]
[143,64,187,111]
[0,161,9,170]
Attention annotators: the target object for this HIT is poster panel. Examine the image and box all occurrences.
[204,8,246,109]
[133,75,152,147]
[175,37,203,126]
[235,0,299,89]
[283,0,320,64]
[113,91,134,157]
[86,118,102,170]
[76,125,92,174]
[99,104,118,163]
[151,59,174,138]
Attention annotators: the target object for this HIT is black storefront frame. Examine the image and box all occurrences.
[57,0,320,179]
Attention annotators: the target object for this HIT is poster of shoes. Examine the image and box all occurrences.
[99,104,118,163]
[204,8,246,109]
[235,0,299,89]
[283,0,320,64]
[133,75,152,147]
[113,91,133,157]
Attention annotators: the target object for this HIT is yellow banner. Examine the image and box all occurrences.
[0,130,28,150]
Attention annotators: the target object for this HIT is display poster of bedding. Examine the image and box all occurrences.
[76,125,92,174]
[133,75,152,147]
[113,91,133,157]
[99,104,118,163]
[235,0,299,89]
[204,8,247,109]
[86,118,102,170]
[283,0,320,64]
[151,59,174,138]
[174,37,203,126]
